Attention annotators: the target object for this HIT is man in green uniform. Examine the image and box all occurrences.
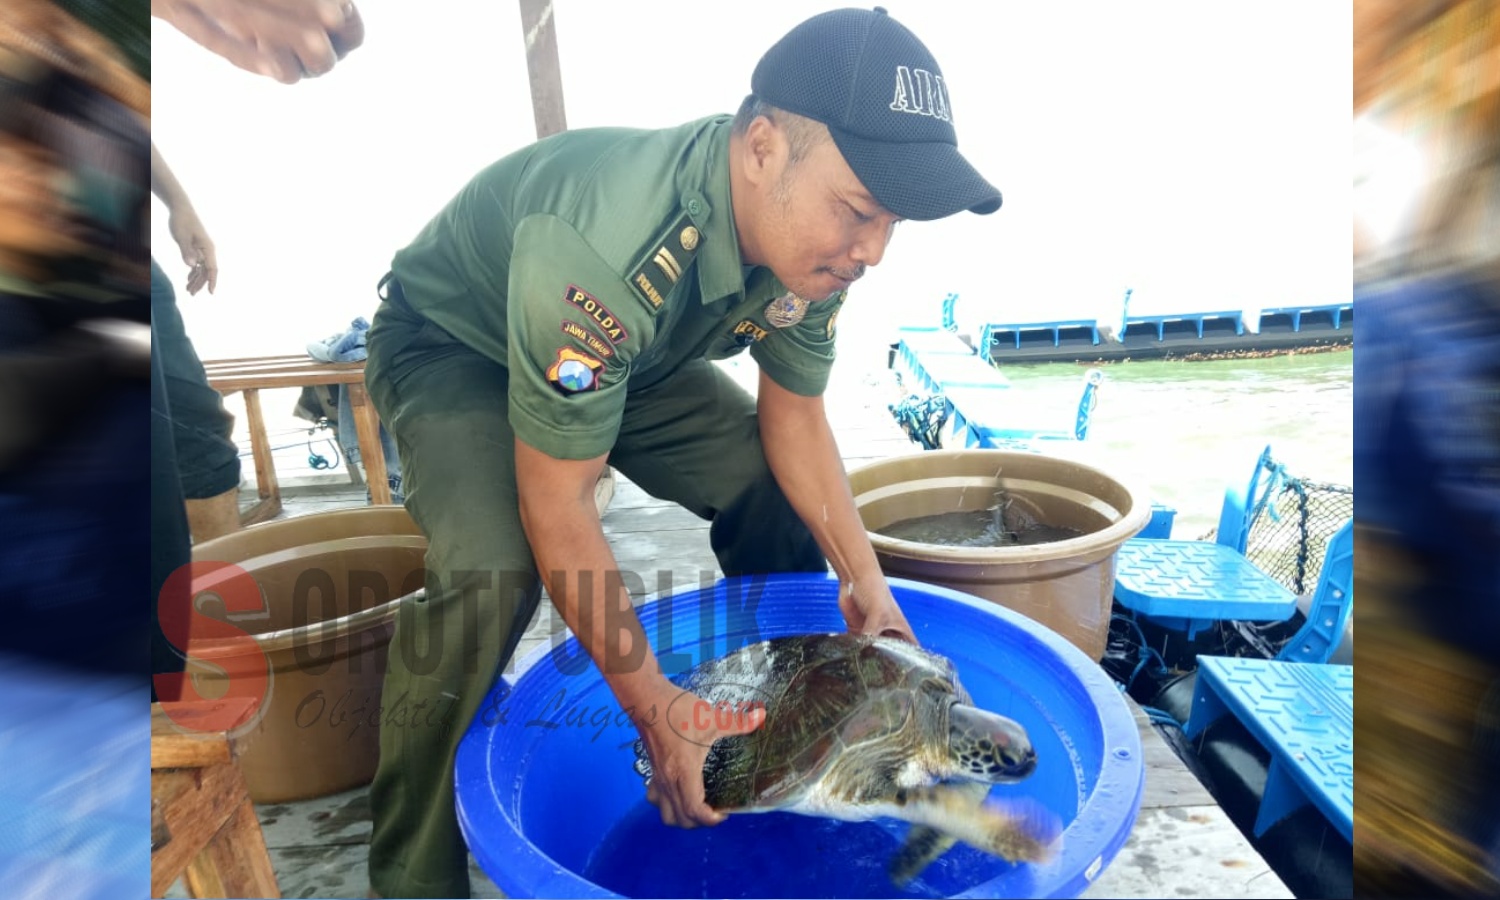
[365,8,1002,897]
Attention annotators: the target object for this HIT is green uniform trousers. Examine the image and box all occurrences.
[363,284,826,898]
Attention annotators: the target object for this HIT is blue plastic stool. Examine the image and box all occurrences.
[1185,657,1352,843]
[1113,539,1299,639]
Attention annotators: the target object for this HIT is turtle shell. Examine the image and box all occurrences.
[671,633,968,811]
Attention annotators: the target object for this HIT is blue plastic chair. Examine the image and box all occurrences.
[1113,446,1299,639]
[1273,519,1354,665]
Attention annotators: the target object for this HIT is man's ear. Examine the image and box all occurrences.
[741,114,785,190]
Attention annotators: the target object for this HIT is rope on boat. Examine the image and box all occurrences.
[888,393,950,451]
[233,420,344,471]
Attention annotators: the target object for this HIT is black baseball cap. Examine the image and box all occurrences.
[751,6,1001,221]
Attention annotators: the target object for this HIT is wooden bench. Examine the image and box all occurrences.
[151,698,280,898]
[204,356,392,524]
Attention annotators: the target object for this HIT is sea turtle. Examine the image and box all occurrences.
[992,485,1082,546]
[632,632,1060,885]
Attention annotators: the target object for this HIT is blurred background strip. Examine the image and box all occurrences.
[1354,0,1500,896]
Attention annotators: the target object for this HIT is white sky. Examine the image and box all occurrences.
[149,0,1352,360]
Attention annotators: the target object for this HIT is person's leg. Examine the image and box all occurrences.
[363,295,543,899]
[609,360,826,577]
[150,304,192,700]
[149,259,242,542]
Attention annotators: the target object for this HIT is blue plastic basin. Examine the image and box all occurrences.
[456,573,1144,898]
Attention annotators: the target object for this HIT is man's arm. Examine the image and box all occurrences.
[150,141,217,295]
[151,0,364,84]
[149,140,190,214]
[513,437,764,828]
[755,368,917,642]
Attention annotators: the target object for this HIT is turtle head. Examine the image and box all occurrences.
[947,704,1036,782]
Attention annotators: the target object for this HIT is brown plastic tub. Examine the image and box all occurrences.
[186,506,426,803]
[848,450,1151,661]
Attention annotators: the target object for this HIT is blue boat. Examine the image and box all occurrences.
[963,291,1353,363]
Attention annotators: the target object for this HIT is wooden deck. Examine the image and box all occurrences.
[171,357,1293,899]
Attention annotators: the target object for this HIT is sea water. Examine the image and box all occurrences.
[993,349,1353,539]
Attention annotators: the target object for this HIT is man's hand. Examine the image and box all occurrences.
[634,680,765,828]
[151,0,365,84]
[167,206,217,295]
[839,579,918,644]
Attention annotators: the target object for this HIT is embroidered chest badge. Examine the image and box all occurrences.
[764,292,809,329]
[546,346,605,393]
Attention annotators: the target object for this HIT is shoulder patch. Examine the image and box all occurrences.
[561,320,615,359]
[628,212,702,315]
[546,346,606,394]
[563,285,628,343]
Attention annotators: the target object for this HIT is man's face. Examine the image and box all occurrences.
[754,129,900,302]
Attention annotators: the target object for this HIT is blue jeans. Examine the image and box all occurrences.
[335,384,404,502]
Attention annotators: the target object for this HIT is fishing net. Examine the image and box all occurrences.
[1242,454,1355,595]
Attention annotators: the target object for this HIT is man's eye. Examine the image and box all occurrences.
[846,204,873,223]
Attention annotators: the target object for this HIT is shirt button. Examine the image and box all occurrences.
[687,198,703,216]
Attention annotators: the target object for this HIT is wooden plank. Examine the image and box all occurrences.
[203,354,309,366]
[600,477,679,511]
[603,502,711,534]
[346,381,391,505]
[608,528,716,565]
[151,700,262,769]
[204,356,357,372]
[240,495,283,527]
[1123,696,1217,809]
[208,369,368,393]
[152,732,231,771]
[150,765,249,897]
[1081,805,1293,898]
[183,799,282,899]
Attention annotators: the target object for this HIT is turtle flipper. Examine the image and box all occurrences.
[889,825,959,887]
[888,781,986,886]
[888,783,1061,880]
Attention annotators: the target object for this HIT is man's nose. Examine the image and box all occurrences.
[851,219,895,268]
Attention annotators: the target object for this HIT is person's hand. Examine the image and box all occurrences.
[839,578,918,644]
[167,205,217,295]
[635,680,765,828]
[151,0,365,84]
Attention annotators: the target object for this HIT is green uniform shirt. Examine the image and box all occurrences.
[389,115,845,461]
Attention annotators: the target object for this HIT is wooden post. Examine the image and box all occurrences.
[346,381,392,505]
[241,389,283,525]
[518,0,568,139]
